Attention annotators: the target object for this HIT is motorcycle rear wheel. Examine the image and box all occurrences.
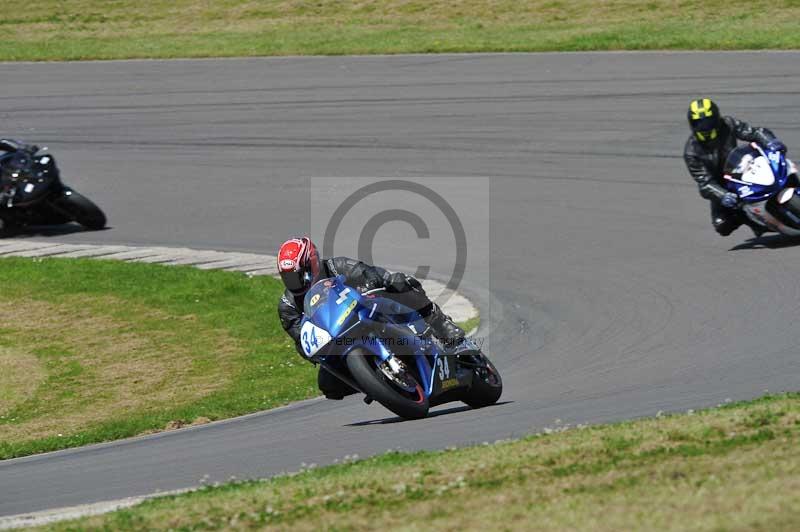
[462,353,503,409]
[346,349,429,419]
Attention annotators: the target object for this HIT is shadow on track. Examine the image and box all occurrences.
[0,224,110,239]
[729,234,800,251]
[346,401,514,426]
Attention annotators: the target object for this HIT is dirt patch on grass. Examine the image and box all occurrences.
[0,295,242,444]
[163,416,212,431]
[0,347,45,417]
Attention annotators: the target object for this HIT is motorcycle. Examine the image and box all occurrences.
[0,148,106,230]
[723,142,800,236]
[299,276,502,419]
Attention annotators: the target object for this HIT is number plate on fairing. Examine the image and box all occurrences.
[300,321,332,359]
[432,353,468,395]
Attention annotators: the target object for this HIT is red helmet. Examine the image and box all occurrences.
[277,237,321,295]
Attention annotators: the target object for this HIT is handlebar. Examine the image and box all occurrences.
[361,287,387,296]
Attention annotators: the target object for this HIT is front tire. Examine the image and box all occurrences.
[51,190,106,230]
[346,349,429,419]
[782,194,800,226]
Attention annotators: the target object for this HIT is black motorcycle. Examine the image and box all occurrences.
[0,148,106,230]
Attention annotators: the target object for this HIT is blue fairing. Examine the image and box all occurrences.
[301,276,440,397]
[302,277,361,339]
[723,145,789,203]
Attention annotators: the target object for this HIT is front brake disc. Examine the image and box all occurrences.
[378,358,417,393]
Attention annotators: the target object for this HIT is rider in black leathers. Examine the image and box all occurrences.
[683,98,786,236]
[276,237,464,400]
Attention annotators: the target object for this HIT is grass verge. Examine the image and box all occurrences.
[458,314,480,336]
[3,1,800,61]
[0,257,316,460]
[44,392,800,531]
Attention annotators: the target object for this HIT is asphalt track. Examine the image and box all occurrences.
[2,52,800,517]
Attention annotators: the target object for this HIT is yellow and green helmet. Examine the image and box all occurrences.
[687,98,721,144]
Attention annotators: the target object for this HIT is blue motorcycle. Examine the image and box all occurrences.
[723,143,800,236]
[298,276,502,419]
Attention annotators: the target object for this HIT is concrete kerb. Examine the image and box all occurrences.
[0,491,192,530]
[0,239,479,328]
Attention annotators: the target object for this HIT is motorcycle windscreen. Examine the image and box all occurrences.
[746,158,775,185]
[723,144,788,186]
[724,145,761,179]
[722,144,786,200]
[304,278,335,320]
[360,294,428,336]
[303,277,362,336]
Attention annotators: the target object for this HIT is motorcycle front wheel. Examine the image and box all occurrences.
[346,348,429,419]
[50,190,106,230]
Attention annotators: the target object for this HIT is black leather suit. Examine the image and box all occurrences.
[683,117,776,235]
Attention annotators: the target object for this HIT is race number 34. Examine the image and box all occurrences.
[300,321,332,358]
[437,357,451,381]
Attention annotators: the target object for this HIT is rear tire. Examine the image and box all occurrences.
[346,349,429,419]
[52,190,106,230]
[463,354,503,409]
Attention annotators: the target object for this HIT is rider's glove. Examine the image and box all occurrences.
[405,275,423,291]
[385,272,419,293]
[767,139,787,154]
[721,192,740,209]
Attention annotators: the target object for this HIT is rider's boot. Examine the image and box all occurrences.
[712,216,741,237]
[318,367,357,400]
[425,303,465,351]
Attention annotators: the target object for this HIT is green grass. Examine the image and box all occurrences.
[45,392,800,531]
[0,257,317,460]
[458,314,480,336]
[2,1,800,61]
